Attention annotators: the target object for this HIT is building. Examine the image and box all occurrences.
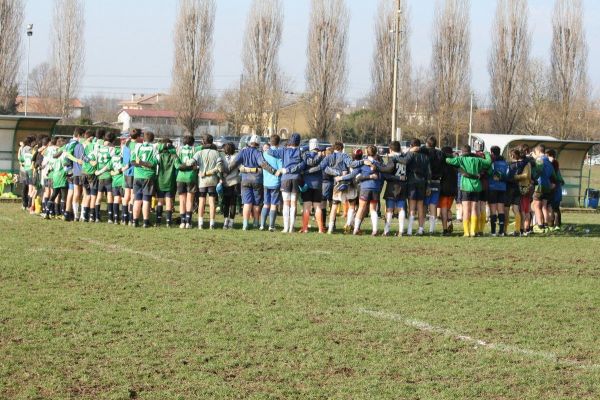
[15,97,89,120]
[276,101,311,138]
[117,109,229,138]
[119,93,167,111]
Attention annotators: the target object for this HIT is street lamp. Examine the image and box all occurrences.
[25,24,33,116]
[390,0,402,142]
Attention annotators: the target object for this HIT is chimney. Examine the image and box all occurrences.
[131,93,136,101]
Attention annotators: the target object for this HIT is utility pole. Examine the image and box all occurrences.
[25,24,33,116]
[390,0,401,142]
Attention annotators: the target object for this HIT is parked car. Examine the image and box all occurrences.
[238,135,269,150]
[214,135,239,149]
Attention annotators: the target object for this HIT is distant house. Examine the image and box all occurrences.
[275,101,312,138]
[119,93,167,111]
[15,96,89,120]
[117,109,229,138]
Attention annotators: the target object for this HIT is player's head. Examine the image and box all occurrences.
[534,144,546,156]
[144,131,155,143]
[352,148,363,161]
[509,148,521,161]
[131,128,142,140]
[461,144,472,155]
[366,145,377,157]
[84,129,94,139]
[73,127,84,138]
[223,142,236,155]
[289,133,301,147]
[96,129,106,140]
[248,135,260,147]
[441,146,453,156]
[389,141,401,153]
[270,134,280,147]
[490,145,501,157]
[426,136,436,149]
[410,138,421,148]
[183,135,194,146]
[104,131,116,144]
[203,134,213,145]
[546,148,557,159]
[309,138,318,152]
[262,143,270,152]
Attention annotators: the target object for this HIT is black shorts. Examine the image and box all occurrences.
[124,175,134,189]
[157,190,175,199]
[461,190,480,202]
[112,186,124,197]
[359,190,380,203]
[71,175,82,186]
[505,187,520,207]
[479,189,489,202]
[533,190,551,202]
[83,175,98,195]
[177,181,198,195]
[198,186,217,198]
[488,190,506,205]
[408,183,427,201]
[281,178,299,194]
[301,188,322,203]
[134,178,155,201]
[98,179,112,194]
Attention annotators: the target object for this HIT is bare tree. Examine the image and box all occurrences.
[172,0,216,137]
[550,0,588,139]
[489,0,530,135]
[27,62,61,114]
[51,0,85,120]
[521,59,553,135]
[218,79,250,135]
[370,0,411,139]
[85,95,121,123]
[242,0,284,136]
[306,0,349,140]
[431,0,471,146]
[0,0,24,114]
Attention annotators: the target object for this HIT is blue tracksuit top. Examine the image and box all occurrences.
[267,147,305,181]
[263,149,282,189]
[303,151,324,189]
[231,146,267,184]
[314,151,352,179]
[122,145,133,177]
[340,160,383,192]
[488,159,509,192]
[537,155,554,189]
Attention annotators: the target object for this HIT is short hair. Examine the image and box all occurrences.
[96,129,106,140]
[461,144,471,154]
[389,141,401,153]
[144,131,155,143]
[270,134,280,146]
[441,146,453,155]
[73,127,84,138]
[50,136,58,145]
[366,145,378,157]
[509,148,521,160]
[183,135,194,146]
[104,132,116,143]
[535,144,546,153]
[131,128,142,139]
[262,143,270,152]
[333,142,344,152]
[426,136,437,148]
[490,145,501,157]
[84,129,94,139]
[41,136,51,146]
[223,142,236,155]
[546,148,557,158]
[410,138,421,148]
[203,134,213,145]
[520,144,530,154]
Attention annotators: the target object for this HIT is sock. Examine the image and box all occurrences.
[457,208,462,221]
[83,207,89,221]
[166,210,173,224]
[156,205,163,224]
[407,215,415,235]
[143,219,150,226]
[113,203,120,222]
[73,203,79,219]
[61,202,67,217]
[346,208,355,228]
[80,204,85,220]
[107,204,113,222]
[498,213,506,234]
[470,215,478,237]
[289,207,296,232]
[370,209,378,233]
[42,197,48,212]
[260,207,269,228]
[429,215,436,233]
[133,219,139,227]
[353,216,361,233]
[47,201,54,216]
[198,217,204,228]
[243,218,249,230]
[514,212,521,233]
[269,209,277,229]
[95,205,101,221]
[329,215,336,233]
[122,204,129,223]
[301,209,310,231]
[490,215,498,234]
[399,209,406,234]
[384,212,393,234]
[463,218,470,237]
[209,219,215,228]
[282,205,290,232]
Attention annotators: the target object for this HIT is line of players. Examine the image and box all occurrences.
[17,128,563,236]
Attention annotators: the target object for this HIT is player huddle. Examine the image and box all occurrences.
[17,128,564,237]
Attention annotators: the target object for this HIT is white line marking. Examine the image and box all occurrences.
[0,216,14,222]
[82,238,186,266]
[358,308,600,370]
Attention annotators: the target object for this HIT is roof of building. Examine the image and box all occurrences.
[119,109,226,121]
[119,93,166,106]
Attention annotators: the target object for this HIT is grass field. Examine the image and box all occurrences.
[1,201,600,399]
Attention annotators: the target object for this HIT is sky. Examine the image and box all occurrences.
[21,0,600,106]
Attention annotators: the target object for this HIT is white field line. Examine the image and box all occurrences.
[82,238,186,267]
[358,308,600,370]
[0,216,14,222]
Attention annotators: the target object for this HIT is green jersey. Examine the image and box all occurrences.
[133,142,158,180]
[157,143,177,192]
[111,147,125,188]
[19,146,33,172]
[96,143,113,180]
[176,144,198,183]
[82,140,97,175]
[445,152,492,193]
[51,147,68,188]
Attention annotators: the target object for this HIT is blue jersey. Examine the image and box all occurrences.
[267,147,305,181]
[315,152,352,179]
[263,149,282,189]
[340,159,383,192]
[122,145,133,177]
[303,151,324,189]
[488,159,509,192]
[231,146,267,184]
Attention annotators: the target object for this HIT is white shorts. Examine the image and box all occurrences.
[333,186,357,203]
